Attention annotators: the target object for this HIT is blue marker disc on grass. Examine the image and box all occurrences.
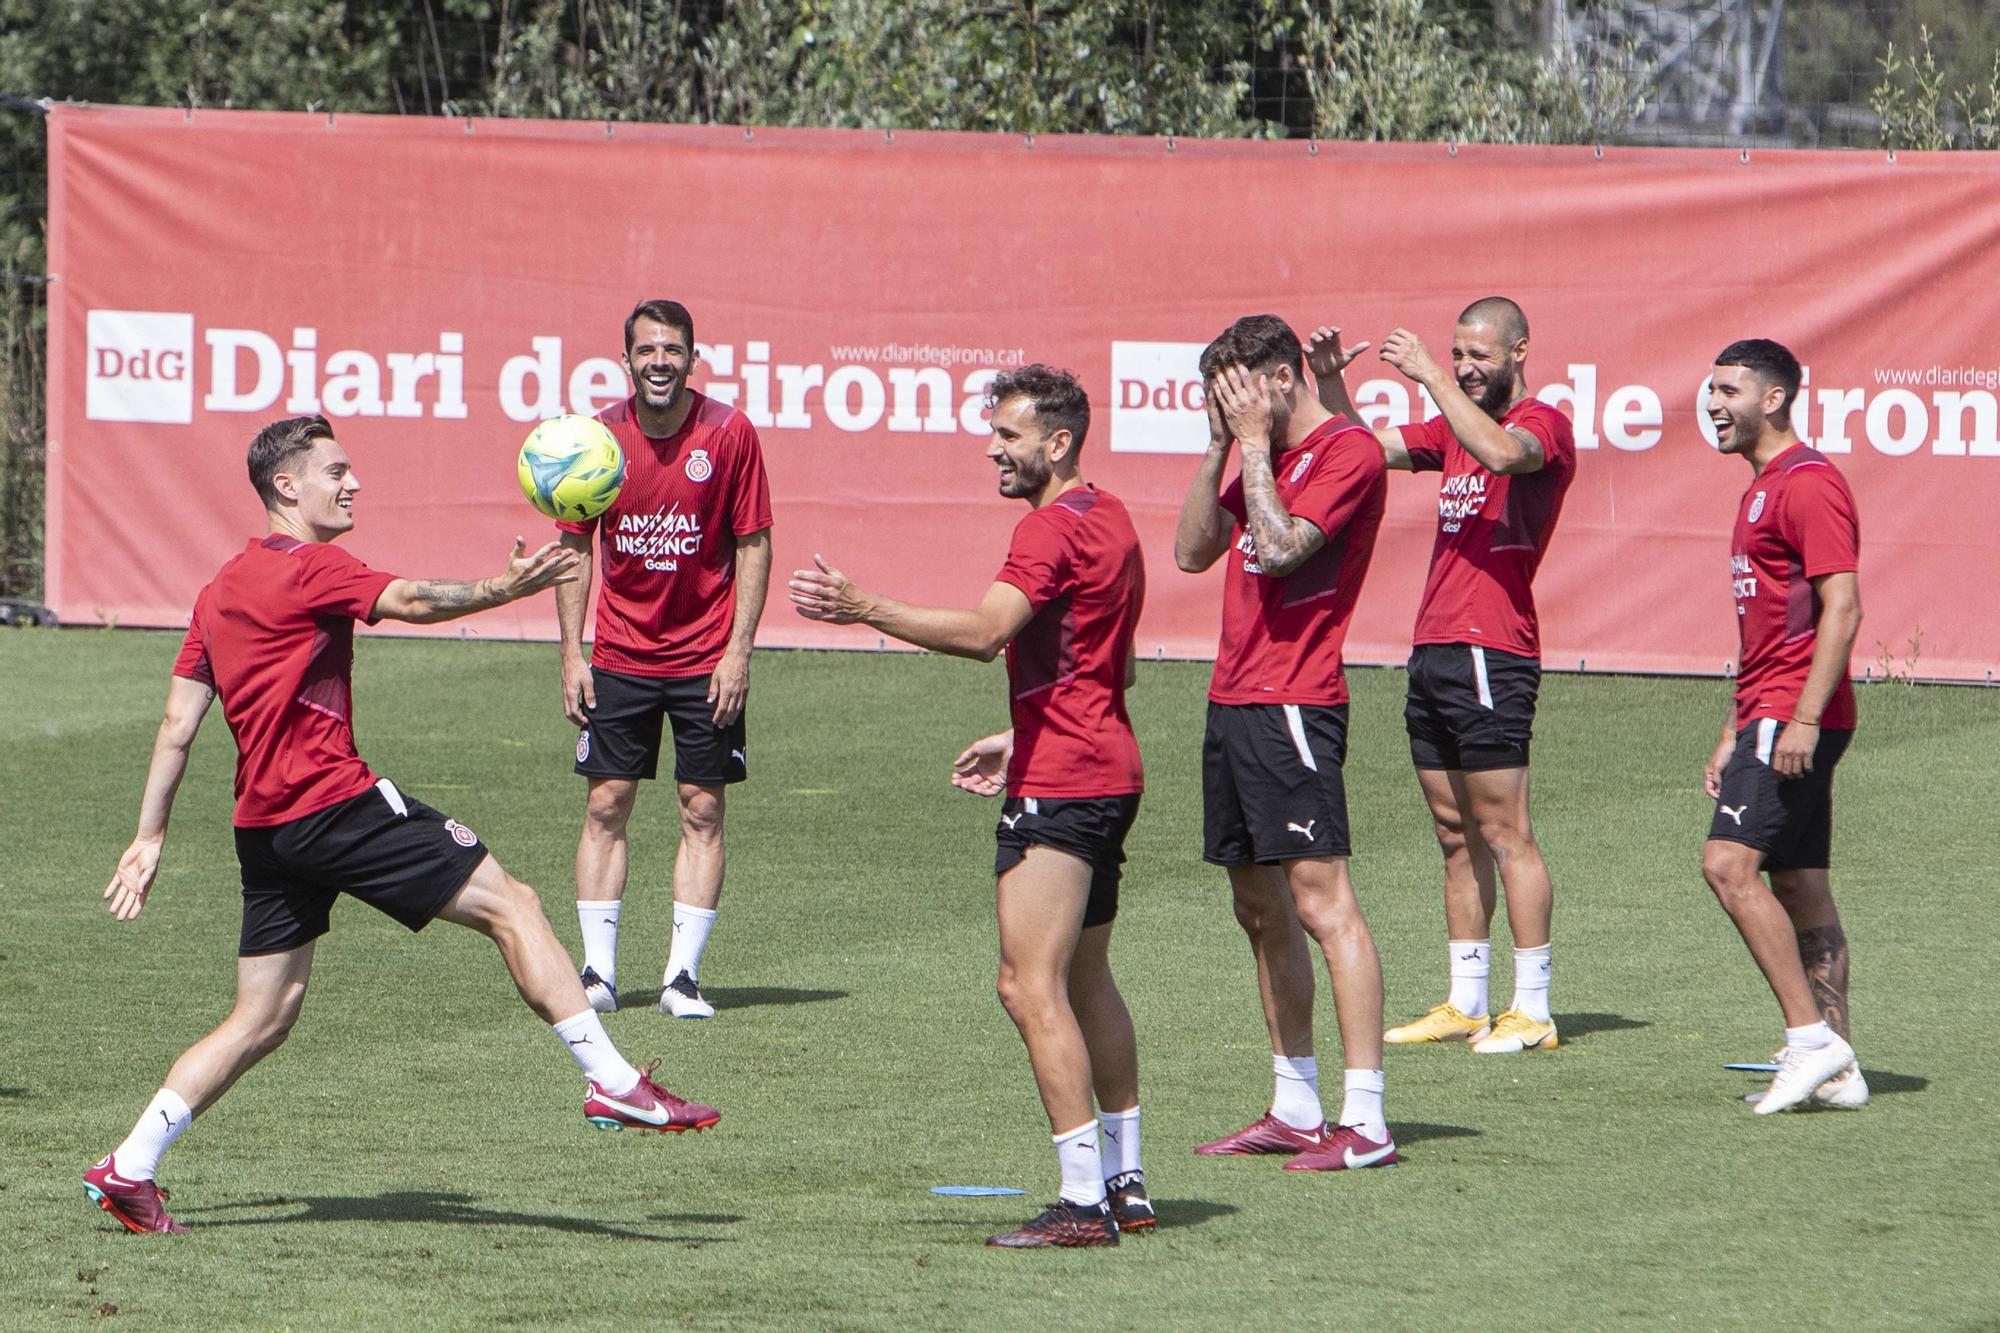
[931,1185,1026,1197]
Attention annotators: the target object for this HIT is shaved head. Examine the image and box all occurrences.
[1458,296,1528,345]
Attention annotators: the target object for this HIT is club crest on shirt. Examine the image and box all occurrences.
[1747,490,1766,523]
[1288,452,1315,484]
[444,819,478,847]
[685,448,713,482]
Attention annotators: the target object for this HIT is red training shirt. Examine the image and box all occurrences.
[173,536,398,828]
[993,485,1146,798]
[1401,398,1575,657]
[1209,415,1387,706]
[558,392,773,679]
[1730,443,1859,730]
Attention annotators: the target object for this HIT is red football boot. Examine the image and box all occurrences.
[1193,1111,1326,1156]
[1282,1124,1400,1172]
[584,1060,720,1133]
[84,1156,188,1234]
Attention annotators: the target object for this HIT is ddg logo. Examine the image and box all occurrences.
[1109,340,1210,454]
[87,310,195,424]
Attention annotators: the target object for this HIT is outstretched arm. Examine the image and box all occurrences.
[1307,324,1414,470]
[372,538,580,625]
[789,556,1034,663]
[554,529,597,726]
[105,674,216,921]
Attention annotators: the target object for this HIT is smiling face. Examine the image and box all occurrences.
[274,435,360,539]
[986,394,1070,501]
[1451,318,1526,415]
[624,317,696,415]
[1706,363,1787,456]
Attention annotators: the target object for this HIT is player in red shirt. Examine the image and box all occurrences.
[555,300,773,1020]
[1700,339,1867,1114]
[1174,315,1397,1174]
[85,416,717,1236]
[1308,299,1575,1056]
[789,366,1149,1248]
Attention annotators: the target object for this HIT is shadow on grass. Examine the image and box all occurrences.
[0,1087,28,1100]
[616,986,848,1010]
[1861,1069,1927,1095]
[1151,1198,1240,1229]
[178,1191,728,1242]
[1553,1012,1649,1040]
[1393,1121,1481,1147]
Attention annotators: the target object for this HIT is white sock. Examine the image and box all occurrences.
[1100,1106,1142,1183]
[664,902,718,983]
[1512,944,1552,1022]
[113,1088,192,1181]
[553,1010,641,1095]
[577,899,621,986]
[1786,1020,1835,1051]
[1270,1054,1323,1129]
[1448,939,1491,1016]
[1338,1069,1388,1142]
[1053,1120,1107,1207]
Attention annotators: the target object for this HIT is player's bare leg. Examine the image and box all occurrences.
[660,781,725,1016]
[1388,770,1499,1043]
[1702,841,1822,1028]
[88,945,316,1232]
[1068,922,1137,1112]
[995,847,1096,1132]
[1275,855,1395,1168]
[441,853,719,1132]
[1458,767,1550,948]
[161,944,317,1116]
[1284,856,1383,1072]
[1194,866,1324,1154]
[993,846,1116,1222]
[574,777,638,1009]
[1704,839,1856,1112]
[1456,767,1558,1052]
[1769,868,1850,1038]
[1227,864,1317,1059]
[1069,919,1151,1228]
[439,854,594,1022]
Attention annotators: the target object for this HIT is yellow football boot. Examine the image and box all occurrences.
[1384,1003,1490,1044]
[1470,1009,1560,1053]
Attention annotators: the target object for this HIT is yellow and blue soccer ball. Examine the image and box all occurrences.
[517,415,626,522]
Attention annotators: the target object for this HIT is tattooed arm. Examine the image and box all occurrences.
[1211,364,1326,577]
[372,538,580,624]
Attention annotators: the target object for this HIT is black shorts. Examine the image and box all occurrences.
[1203,702,1350,866]
[1707,720,1852,871]
[994,794,1142,929]
[1406,643,1541,771]
[574,668,747,786]
[234,779,488,957]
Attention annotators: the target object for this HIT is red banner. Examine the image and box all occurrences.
[46,107,2000,680]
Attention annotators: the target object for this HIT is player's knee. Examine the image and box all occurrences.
[1474,819,1534,865]
[679,793,724,842]
[1433,820,1468,856]
[584,789,636,837]
[1292,892,1357,947]
[1701,850,1761,908]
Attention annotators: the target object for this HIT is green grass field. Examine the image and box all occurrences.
[2,628,1997,1330]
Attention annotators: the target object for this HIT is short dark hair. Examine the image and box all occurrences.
[1714,338,1802,417]
[624,299,694,353]
[1198,314,1303,381]
[247,415,334,509]
[987,364,1089,452]
[1459,296,1529,345]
